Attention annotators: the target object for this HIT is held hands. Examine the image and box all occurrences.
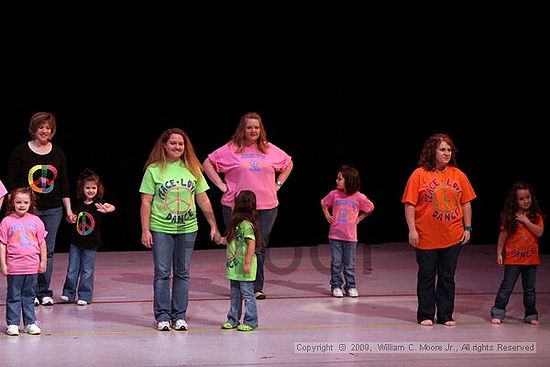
[66,213,77,223]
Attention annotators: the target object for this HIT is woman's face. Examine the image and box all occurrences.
[435,140,452,168]
[244,118,261,144]
[164,133,185,161]
[34,123,53,144]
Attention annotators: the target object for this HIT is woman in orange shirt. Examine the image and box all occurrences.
[402,134,476,326]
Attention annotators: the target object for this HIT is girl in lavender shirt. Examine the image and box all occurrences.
[321,165,374,298]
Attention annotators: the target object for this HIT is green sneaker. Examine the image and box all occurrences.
[237,324,256,332]
[221,322,237,329]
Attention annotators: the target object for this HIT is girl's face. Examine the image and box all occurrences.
[336,172,345,191]
[164,133,185,161]
[516,189,532,211]
[13,193,31,217]
[435,140,452,169]
[244,118,261,144]
[83,180,98,201]
[34,123,53,144]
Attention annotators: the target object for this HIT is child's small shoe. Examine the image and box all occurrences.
[345,288,359,298]
[331,288,344,298]
[491,318,502,324]
[77,300,88,306]
[221,322,238,329]
[237,324,256,332]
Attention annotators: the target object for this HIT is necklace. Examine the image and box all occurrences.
[435,167,447,173]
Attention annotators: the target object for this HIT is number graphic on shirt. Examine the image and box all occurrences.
[28,165,58,194]
[76,211,95,236]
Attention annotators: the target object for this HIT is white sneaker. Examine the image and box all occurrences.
[173,319,189,331]
[24,324,41,335]
[6,325,19,336]
[331,288,344,298]
[157,321,171,331]
[77,300,88,306]
[346,288,359,298]
[34,298,40,307]
[41,296,54,306]
[59,295,70,302]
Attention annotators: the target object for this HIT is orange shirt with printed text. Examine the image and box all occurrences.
[402,166,476,249]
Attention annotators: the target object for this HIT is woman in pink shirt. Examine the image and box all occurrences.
[203,112,293,300]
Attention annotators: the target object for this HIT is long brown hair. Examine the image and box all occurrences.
[6,187,38,215]
[144,128,202,178]
[225,190,262,248]
[230,112,269,154]
[417,133,458,170]
[500,181,544,234]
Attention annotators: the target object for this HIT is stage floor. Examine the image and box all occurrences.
[1,243,549,366]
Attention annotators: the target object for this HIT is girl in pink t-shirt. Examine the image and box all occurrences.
[0,187,47,336]
[321,165,374,298]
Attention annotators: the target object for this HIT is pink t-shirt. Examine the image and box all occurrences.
[207,142,292,209]
[0,180,7,199]
[321,190,375,242]
[0,213,47,275]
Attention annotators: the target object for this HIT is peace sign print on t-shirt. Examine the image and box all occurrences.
[28,164,58,194]
[163,185,193,216]
[76,211,96,236]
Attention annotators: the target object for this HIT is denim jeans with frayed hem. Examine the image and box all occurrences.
[491,265,538,322]
[329,239,357,291]
[62,244,97,302]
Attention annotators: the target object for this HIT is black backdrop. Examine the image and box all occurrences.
[2,11,547,253]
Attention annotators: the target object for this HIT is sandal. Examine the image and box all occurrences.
[237,324,256,332]
[221,322,238,329]
[443,320,457,326]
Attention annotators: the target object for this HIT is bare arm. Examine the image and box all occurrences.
[496,231,507,265]
[38,240,47,273]
[276,160,294,191]
[243,238,256,275]
[0,243,7,275]
[461,202,472,244]
[196,192,221,242]
[404,203,418,247]
[140,194,153,248]
[202,158,227,193]
[63,197,76,223]
[516,212,544,237]
[322,206,333,224]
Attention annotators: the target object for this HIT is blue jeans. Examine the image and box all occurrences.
[223,205,277,293]
[491,265,538,322]
[152,231,196,322]
[415,244,461,324]
[329,239,357,290]
[62,244,97,302]
[6,274,38,326]
[37,207,63,299]
[227,280,258,328]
